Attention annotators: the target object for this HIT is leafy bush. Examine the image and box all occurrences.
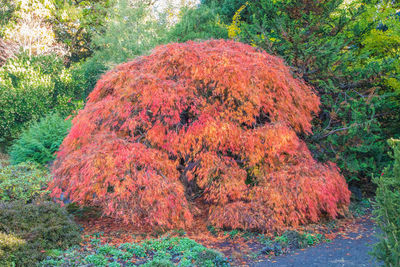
[65,202,102,220]
[358,2,400,97]
[70,59,109,102]
[309,94,393,186]
[0,53,83,147]
[0,232,26,266]
[49,40,350,232]
[372,139,400,266]
[9,113,71,165]
[0,161,50,202]
[40,236,229,267]
[167,4,228,43]
[202,0,248,25]
[0,200,82,266]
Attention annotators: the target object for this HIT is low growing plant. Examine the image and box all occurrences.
[0,232,26,266]
[0,161,50,202]
[0,200,82,266]
[258,230,326,257]
[40,236,230,267]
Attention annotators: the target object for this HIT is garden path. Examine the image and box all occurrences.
[251,217,379,267]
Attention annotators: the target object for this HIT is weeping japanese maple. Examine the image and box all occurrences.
[49,40,350,231]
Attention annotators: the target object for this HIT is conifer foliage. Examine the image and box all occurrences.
[49,40,350,231]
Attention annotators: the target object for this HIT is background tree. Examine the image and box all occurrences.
[3,0,67,57]
[166,4,228,42]
[201,0,247,24]
[0,0,16,35]
[51,0,111,64]
[73,0,171,98]
[0,38,17,67]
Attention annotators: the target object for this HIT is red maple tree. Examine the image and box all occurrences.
[49,40,350,232]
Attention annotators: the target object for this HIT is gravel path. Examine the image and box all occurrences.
[251,217,380,267]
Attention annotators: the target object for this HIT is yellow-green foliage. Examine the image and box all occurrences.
[357,1,400,96]
[362,28,400,94]
[0,162,50,203]
[0,232,26,265]
[167,4,228,43]
[227,2,248,39]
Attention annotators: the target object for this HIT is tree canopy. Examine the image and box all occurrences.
[49,40,350,231]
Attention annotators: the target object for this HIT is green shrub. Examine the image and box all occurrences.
[9,113,71,165]
[51,0,111,64]
[0,232,26,266]
[0,53,83,148]
[65,202,102,220]
[309,94,393,187]
[372,139,400,266]
[70,59,109,101]
[0,200,82,266]
[0,161,50,202]
[167,5,228,43]
[202,0,248,25]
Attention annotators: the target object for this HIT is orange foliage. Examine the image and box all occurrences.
[49,40,350,232]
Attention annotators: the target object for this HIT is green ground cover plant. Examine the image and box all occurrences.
[40,235,230,267]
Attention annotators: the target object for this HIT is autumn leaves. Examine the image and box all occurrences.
[49,40,350,232]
